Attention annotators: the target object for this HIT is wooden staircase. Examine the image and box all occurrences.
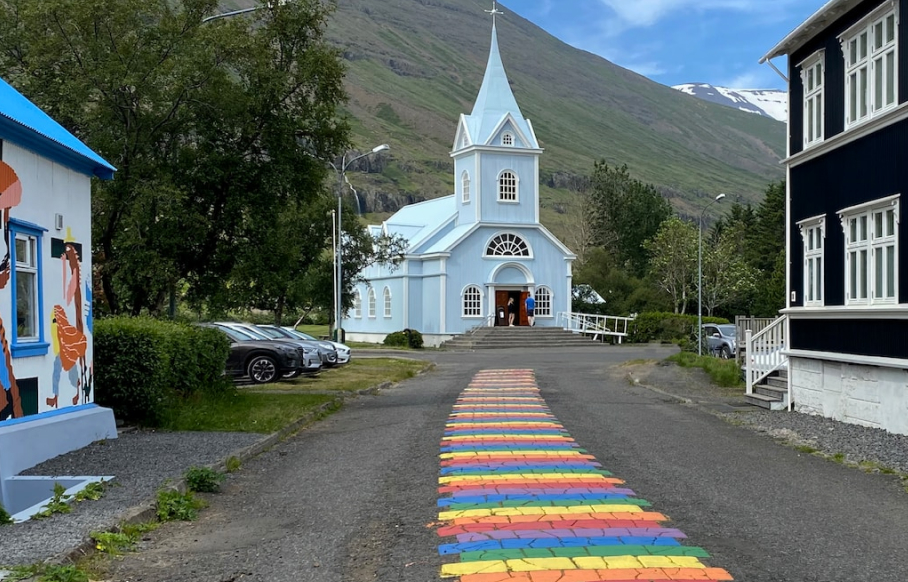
[745,369,788,410]
[441,326,605,350]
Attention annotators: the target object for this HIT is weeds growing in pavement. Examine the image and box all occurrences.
[33,483,72,519]
[38,564,89,582]
[73,480,108,502]
[156,489,206,522]
[0,502,12,525]
[185,466,226,493]
[225,456,242,473]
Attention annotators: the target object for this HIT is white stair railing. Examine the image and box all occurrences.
[744,315,788,395]
[558,312,635,344]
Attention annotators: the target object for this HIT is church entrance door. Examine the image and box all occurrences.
[494,289,530,326]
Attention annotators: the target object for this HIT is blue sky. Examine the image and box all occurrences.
[504,0,824,90]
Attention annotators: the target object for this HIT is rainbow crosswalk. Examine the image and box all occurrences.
[436,369,734,582]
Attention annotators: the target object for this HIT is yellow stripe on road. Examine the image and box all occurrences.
[440,555,709,577]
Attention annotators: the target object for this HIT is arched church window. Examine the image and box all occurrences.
[353,290,362,318]
[502,132,514,146]
[367,288,376,318]
[462,171,471,203]
[498,171,518,202]
[485,233,530,257]
[383,287,392,318]
[535,287,552,317]
[463,285,483,317]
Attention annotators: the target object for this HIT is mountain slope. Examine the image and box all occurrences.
[673,83,788,122]
[227,0,786,229]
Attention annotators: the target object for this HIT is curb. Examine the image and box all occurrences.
[44,362,435,571]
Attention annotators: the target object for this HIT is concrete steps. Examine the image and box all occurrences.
[442,326,605,350]
[745,370,789,411]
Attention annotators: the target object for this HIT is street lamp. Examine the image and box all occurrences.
[329,144,390,341]
[202,0,288,23]
[698,193,726,356]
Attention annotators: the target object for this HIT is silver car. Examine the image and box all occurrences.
[703,324,736,359]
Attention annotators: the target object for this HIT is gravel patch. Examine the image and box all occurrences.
[731,409,908,475]
[0,430,262,566]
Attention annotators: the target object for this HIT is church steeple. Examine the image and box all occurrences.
[457,6,539,150]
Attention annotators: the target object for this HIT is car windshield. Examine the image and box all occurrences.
[217,325,253,342]
[234,325,271,340]
[256,327,285,339]
[718,325,736,337]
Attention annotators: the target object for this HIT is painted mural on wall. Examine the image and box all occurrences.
[0,160,24,420]
[49,230,91,408]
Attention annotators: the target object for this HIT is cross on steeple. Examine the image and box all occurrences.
[485,1,504,27]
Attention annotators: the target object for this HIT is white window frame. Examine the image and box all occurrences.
[502,132,514,147]
[535,286,553,317]
[383,287,392,318]
[353,290,362,318]
[462,285,483,318]
[799,215,826,306]
[839,195,900,306]
[484,232,532,258]
[800,51,825,148]
[498,170,519,203]
[367,288,376,318]
[12,232,39,341]
[462,171,471,204]
[841,5,899,129]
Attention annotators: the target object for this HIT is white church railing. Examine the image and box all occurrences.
[558,312,635,344]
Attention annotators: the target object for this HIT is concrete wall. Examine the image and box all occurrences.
[791,357,908,435]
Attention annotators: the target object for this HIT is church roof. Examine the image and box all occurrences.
[0,77,115,180]
[463,24,538,148]
[380,196,456,251]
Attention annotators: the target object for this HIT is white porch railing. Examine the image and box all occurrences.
[744,315,788,396]
[558,312,635,344]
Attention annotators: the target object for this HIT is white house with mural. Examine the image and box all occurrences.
[344,21,576,347]
[0,77,117,520]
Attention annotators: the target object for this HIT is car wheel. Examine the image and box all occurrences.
[247,355,278,384]
[720,346,732,360]
[282,370,302,379]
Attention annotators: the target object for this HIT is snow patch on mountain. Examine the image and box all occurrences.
[673,83,788,123]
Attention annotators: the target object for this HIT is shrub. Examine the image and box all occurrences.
[184,466,226,493]
[0,502,12,525]
[94,317,231,427]
[628,312,729,344]
[383,329,424,349]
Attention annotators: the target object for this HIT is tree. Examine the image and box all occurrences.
[644,217,698,314]
[0,0,349,315]
[700,221,759,316]
[588,161,672,276]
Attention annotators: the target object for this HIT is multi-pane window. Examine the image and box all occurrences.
[498,171,518,202]
[842,197,899,305]
[13,232,38,340]
[485,233,530,257]
[801,53,824,147]
[502,132,514,146]
[383,287,392,318]
[535,287,552,317]
[462,171,471,204]
[800,217,825,306]
[463,285,482,317]
[367,288,376,318]
[844,8,897,128]
[353,291,362,318]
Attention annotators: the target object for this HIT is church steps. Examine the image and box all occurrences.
[441,327,606,350]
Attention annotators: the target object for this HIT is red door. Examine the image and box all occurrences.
[495,291,509,326]
[519,292,530,326]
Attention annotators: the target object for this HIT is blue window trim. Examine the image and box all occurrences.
[8,218,49,358]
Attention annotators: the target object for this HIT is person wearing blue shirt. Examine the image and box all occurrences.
[525,293,535,327]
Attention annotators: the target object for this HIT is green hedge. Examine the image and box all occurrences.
[628,312,729,344]
[94,317,231,427]
[383,329,424,349]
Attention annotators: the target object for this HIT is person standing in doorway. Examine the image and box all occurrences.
[525,293,535,327]
[507,297,517,326]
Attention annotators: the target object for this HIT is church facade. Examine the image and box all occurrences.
[344,21,576,347]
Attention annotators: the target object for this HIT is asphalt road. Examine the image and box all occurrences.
[106,346,908,582]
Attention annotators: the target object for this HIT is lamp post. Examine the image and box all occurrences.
[202,0,288,23]
[698,193,726,356]
[329,144,390,341]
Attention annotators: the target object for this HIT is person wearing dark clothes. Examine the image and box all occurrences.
[507,297,517,326]
[525,293,535,327]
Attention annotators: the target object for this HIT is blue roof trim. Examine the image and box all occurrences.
[0,78,116,180]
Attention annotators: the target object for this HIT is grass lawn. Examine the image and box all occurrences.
[668,352,743,388]
[296,324,330,338]
[162,392,336,434]
[254,358,430,392]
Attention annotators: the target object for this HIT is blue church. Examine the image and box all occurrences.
[344,18,576,347]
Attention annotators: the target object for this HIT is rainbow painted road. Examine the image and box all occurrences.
[436,369,733,582]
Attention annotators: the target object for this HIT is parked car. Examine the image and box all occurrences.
[212,323,322,377]
[200,324,301,384]
[702,324,737,359]
[223,322,340,368]
[260,325,351,365]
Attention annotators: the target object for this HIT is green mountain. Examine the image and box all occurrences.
[232,0,786,235]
